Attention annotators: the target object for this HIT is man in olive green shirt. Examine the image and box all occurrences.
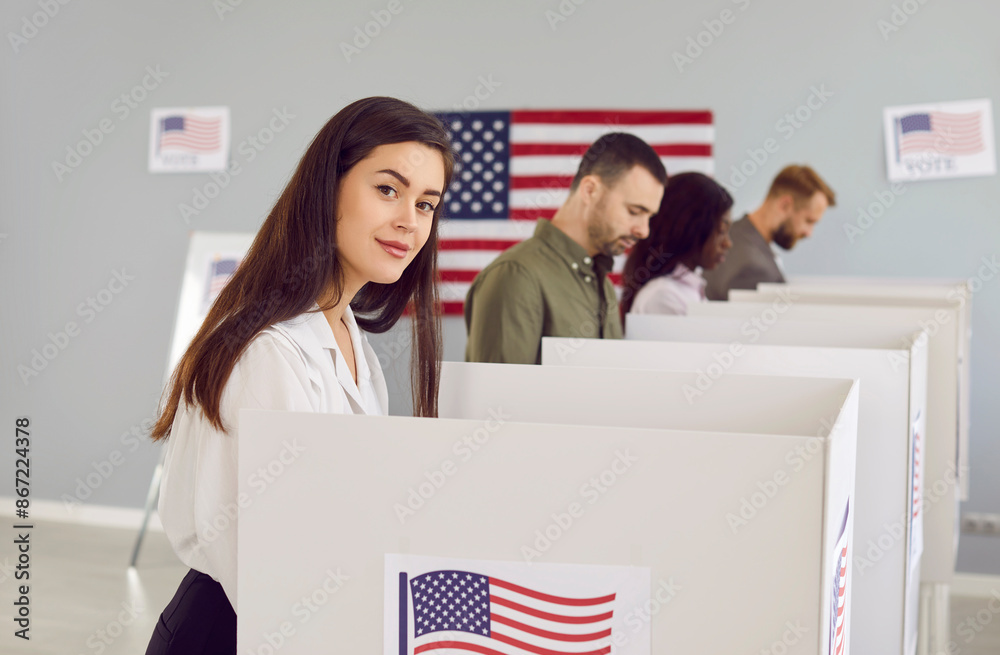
[464,132,667,364]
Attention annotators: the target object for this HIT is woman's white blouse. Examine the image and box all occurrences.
[630,263,707,316]
[157,304,388,611]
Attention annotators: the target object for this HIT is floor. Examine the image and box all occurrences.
[1,520,997,654]
[1,520,186,655]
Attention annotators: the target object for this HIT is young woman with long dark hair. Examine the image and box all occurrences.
[620,172,733,317]
[145,96,453,654]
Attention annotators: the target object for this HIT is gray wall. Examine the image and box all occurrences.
[2,0,997,574]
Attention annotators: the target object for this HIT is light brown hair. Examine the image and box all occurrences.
[767,165,836,207]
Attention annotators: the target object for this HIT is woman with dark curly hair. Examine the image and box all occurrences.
[621,172,733,317]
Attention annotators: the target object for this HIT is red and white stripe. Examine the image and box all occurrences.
[208,273,234,301]
[412,577,616,655]
[160,115,223,153]
[506,110,713,220]
[833,545,849,655]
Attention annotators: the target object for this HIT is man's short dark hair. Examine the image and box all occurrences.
[569,132,668,192]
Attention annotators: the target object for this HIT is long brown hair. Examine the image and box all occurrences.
[152,97,454,440]
[620,172,733,315]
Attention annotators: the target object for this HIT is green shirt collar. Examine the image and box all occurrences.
[533,218,614,277]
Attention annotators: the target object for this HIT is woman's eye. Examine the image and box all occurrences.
[376,184,398,198]
[417,201,437,213]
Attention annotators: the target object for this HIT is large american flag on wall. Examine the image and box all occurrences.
[434,109,715,315]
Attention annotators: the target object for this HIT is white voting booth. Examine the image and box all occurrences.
[637,299,963,654]
[762,277,973,371]
[740,281,971,502]
[236,368,859,655]
[436,363,859,654]
[540,336,928,655]
[683,301,962,581]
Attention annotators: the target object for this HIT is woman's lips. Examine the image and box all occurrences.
[377,239,410,259]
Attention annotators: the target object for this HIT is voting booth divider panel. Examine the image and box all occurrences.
[744,281,971,503]
[744,280,973,655]
[437,364,859,654]
[626,314,928,351]
[541,336,927,655]
[681,299,961,588]
[236,367,858,654]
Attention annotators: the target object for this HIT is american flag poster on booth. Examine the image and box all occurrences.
[883,99,996,182]
[433,109,714,315]
[828,501,851,655]
[149,106,230,173]
[908,410,925,575]
[203,255,241,314]
[384,554,651,655]
[167,232,253,376]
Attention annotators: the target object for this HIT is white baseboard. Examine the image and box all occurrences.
[950,573,1000,598]
[0,497,163,532]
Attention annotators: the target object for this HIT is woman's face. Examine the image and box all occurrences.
[335,141,446,288]
[697,209,733,270]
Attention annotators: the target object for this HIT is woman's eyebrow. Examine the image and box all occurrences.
[377,169,441,196]
[377,168,410,186]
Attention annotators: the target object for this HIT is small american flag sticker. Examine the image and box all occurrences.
[386,554,651,655]
[202,256,240,312]
[149,106,230,173]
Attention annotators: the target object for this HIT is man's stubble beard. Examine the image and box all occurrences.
[773,219,798,250]
[587,197,623,257]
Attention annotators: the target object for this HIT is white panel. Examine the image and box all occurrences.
[541,337,927,655]
[747,282,971,503]
[238,409,855,654]
[440,363,854,437]
[663,302,960,587]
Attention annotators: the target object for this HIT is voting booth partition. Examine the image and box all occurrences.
[741,281,971,502]
[636,298,963,654]
[625,315,928,351]
[540,336,927,655]
[436,363,859,654]
[679,301,962,581]
[236,367,859,655]
[765,277,973,365]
